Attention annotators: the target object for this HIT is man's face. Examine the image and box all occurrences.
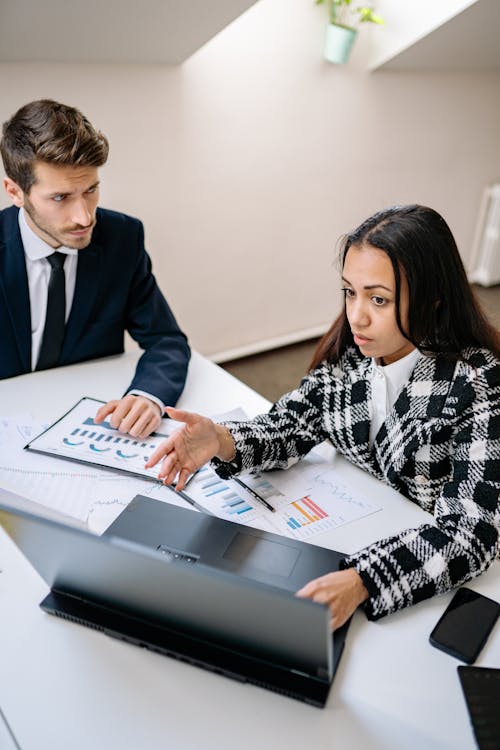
[4,161,100,249]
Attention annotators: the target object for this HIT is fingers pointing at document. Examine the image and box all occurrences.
[145,407,236,492]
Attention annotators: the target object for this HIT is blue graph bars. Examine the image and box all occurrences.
[69,424,157,449]
[82,418,169,440]
[200,477,227,496]
[222,491,252,515]
[190,471,253,515]
[60,419,167,469]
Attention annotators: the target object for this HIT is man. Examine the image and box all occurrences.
[0,99,190,438]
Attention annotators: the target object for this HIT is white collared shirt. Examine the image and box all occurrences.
[18,209,164,414]
[19,208,78,370]
[369,347,422,445]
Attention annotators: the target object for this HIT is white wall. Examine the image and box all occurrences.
[365,0,477,69]
[1,0,500,360]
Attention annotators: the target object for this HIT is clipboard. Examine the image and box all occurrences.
[24,396,208,513]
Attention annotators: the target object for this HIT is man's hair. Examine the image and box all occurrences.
[0,99,109,192]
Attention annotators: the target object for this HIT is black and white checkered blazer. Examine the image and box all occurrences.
[214,346,500,621]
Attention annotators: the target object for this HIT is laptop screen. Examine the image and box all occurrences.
[0,501,333,681]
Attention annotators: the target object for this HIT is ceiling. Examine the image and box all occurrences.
[0,0,258,64]
[376,0,500,71]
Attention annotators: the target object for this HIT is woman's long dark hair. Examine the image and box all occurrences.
[310,205,500,369]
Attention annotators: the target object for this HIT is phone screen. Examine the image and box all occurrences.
[429,587,500,664]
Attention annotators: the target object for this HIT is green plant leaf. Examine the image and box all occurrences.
[357,6,384,24]
[314,0,383,27]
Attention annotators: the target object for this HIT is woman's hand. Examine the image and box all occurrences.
[145,407,234,491]
[296,568,369,630]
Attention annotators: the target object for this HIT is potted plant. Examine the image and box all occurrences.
[316,0,383,64]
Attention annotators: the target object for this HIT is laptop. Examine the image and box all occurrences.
[0,494,351,707]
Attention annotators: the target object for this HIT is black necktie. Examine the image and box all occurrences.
[36,252,67,371]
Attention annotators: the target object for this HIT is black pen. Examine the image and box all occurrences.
[177,488,214,515]
[232,477,276,513]
[183,469,199,489]
[161,481,213,515]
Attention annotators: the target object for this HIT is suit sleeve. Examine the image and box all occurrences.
[341,358,500,620]
[124,222,190,406]
[212,364,331,478]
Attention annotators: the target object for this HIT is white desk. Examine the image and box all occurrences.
[0,352,499,750]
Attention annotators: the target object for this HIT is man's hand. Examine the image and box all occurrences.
[94,395,162,439]
[296,568,369,631]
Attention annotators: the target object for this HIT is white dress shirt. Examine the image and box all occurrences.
[19,208,78,369]
[369,347,422,446]
[18,209,163,414]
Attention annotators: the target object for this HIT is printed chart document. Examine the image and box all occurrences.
[11,398,382,539]
[25,396,180,482]
[0,410,182,529]
[183,462,381,540]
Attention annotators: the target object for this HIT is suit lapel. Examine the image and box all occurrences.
[62,239,101,361]
[0,208,32,371]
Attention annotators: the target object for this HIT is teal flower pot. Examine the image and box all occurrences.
[324,23,357,64]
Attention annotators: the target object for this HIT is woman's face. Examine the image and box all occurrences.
[342,243,415,365]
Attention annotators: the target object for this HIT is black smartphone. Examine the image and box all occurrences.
[429,587,500,664]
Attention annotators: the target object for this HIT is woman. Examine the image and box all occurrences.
[146,205,500,630]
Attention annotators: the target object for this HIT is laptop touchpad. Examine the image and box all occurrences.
[223,532,300,578]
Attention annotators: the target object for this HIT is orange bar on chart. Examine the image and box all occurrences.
[292,499,318,523]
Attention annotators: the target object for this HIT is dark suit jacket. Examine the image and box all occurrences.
[0,205,190,406]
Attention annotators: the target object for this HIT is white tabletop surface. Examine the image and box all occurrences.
[0,350,498,750]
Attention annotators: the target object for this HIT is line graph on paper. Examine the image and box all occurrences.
[0,460,153,522]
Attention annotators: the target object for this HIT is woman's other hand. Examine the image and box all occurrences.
[296,568,369,630]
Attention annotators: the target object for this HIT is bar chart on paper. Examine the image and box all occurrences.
[280,496,334,539]
[184,462,381,539]
[184,466,286,524]
[272,468,381,540]
[64,418,166,463]
[25,397,179,480]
